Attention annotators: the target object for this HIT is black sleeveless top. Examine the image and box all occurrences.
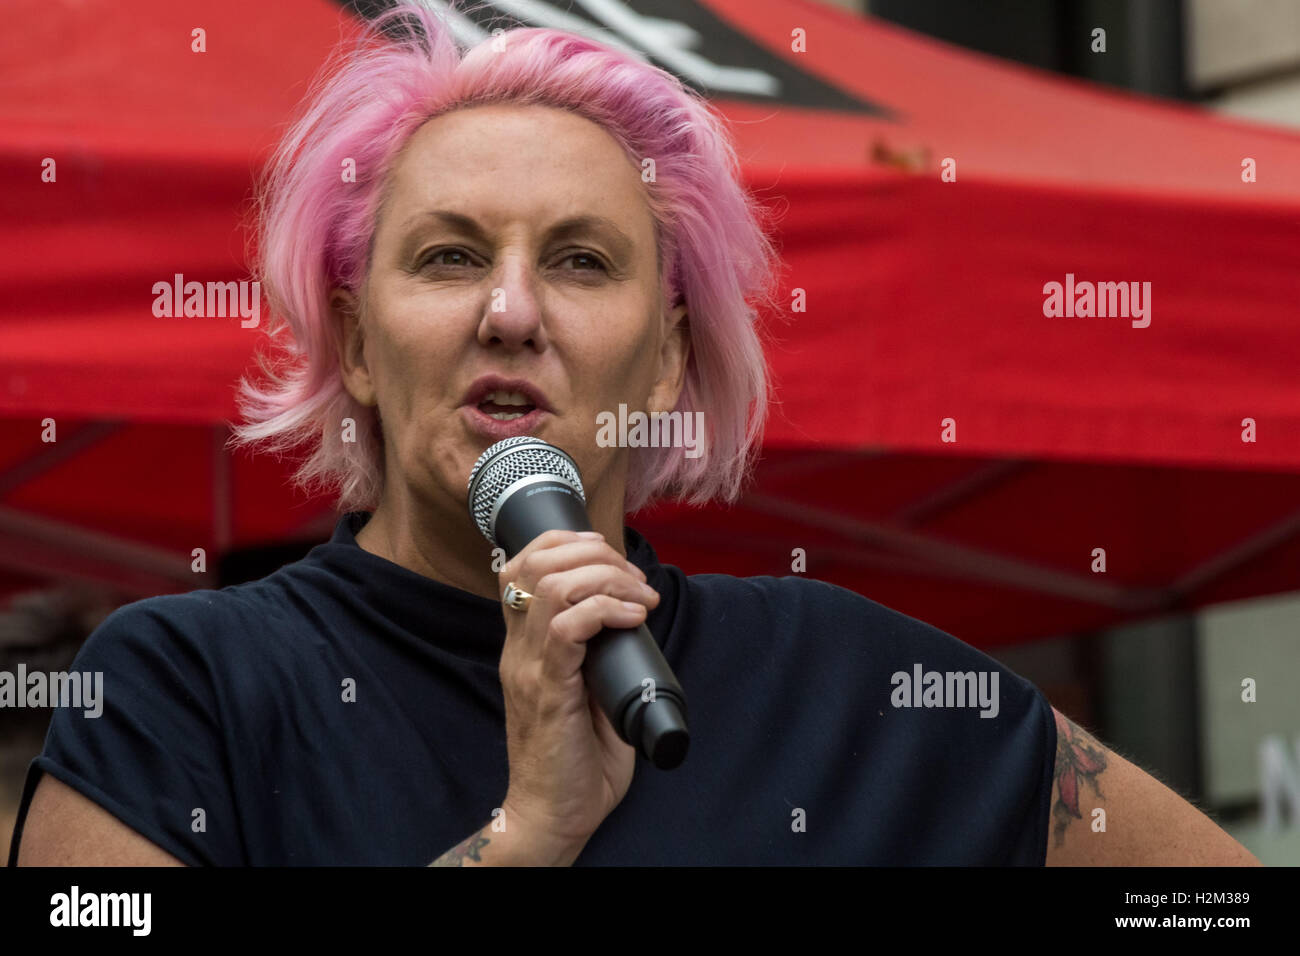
[10,512,1055,865]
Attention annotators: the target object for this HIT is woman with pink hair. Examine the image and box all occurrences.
[11,2,1256,867]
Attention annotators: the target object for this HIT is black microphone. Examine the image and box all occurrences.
[467,437,690,770]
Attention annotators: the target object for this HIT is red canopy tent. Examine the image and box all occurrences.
[2,0,1298,646]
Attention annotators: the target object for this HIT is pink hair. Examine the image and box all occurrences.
[233,0,780,514]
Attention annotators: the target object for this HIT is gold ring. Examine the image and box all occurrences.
[502,582,534,612]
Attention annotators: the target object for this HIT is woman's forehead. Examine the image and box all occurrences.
[393,105,640,195]
[380,104,656,244]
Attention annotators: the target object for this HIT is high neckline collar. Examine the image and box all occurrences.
[299,511,679,667]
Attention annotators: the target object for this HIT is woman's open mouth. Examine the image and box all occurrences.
[477,390,536,421]
[460,378,552,439]
[462,391,548,439]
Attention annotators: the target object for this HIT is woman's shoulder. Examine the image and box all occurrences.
[682,569,913,629]
[75,568,309,673]
[680,569,1028,676]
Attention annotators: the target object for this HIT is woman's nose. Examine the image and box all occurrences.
[476,257,549,352]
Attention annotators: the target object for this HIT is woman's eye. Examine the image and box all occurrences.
[560,252,607,272]
[417,248,606,273]
[421,248,475,269]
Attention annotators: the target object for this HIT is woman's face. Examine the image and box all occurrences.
[337,104,688,526]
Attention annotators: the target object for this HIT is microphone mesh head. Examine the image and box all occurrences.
[466,437,585,544]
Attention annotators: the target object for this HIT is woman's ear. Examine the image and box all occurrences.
[647,302,690,415]
[333,288,377,407]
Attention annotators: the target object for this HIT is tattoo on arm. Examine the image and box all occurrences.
[1051,710,1108,848]
[430,829,491,867]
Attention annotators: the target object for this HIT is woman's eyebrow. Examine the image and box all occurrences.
[398,209,488,244]
[398,209,635,258]
[546,215,635,259]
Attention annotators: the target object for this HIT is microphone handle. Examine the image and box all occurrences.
[584,620,690,770]
[495,479,690,769]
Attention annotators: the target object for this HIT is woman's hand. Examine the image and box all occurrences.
[495,529,659,864]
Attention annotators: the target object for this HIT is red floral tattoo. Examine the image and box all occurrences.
[1052,710,1108,847]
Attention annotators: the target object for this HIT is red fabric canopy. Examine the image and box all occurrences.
[2,0,1298,645]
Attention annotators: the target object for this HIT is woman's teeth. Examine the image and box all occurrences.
[480,390,535,421]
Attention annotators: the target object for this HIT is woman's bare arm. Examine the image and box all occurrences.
[19,774,569,866]
[15,774,185,866]
[1044,707,1260,866]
